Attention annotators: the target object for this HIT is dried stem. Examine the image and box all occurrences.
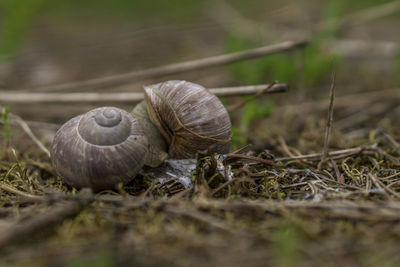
[9,113,51,158]
[275,145,376,162]
[164,206,240,235]
[337,0,400,27]
[227,81,277,112]
[321,70,336,164]
[0,83,288,104]
[0,107,51,158]
[0,189,93,250]
[23,40,307,92]
[225,153,276,166]
[368,173,400,199]
[379,130,400,152]
[0,183,43,201]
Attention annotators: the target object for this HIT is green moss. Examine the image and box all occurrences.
[273,220,303,267]
[67,251,115,267]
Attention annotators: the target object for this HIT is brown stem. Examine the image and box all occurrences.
[0,189,93,250]
[0,83,288,104]
[20,40,306,92]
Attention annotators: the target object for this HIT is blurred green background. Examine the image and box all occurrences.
[1,0,399,86]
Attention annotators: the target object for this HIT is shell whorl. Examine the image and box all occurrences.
[95,108,121,127]
[143,80,232,158]
[51,107,148,191]
[78,107,132,146]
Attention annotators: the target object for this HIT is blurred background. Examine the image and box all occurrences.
[0,0,399,149]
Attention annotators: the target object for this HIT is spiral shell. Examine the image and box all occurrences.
[51,107,148,191]
[144,80,232,158]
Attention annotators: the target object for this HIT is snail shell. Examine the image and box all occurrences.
[132,101,168,167]
[144,80,232,158]
[51,107,148,191]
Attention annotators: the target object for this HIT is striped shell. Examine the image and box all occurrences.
[144,80,232,158]
[132,101,168,167]
[51,107,148,191]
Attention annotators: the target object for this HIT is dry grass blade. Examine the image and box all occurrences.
[0,183,43,201]
[0,83,288,103]
[164,206,241,235]
[0,189,93,250]
[9,113,51,158]
[227,81,278,112]
[368,173,400,199]
[320,70,336,164]
[225,153,276,166]
[341,0,400,26]
[275,145,377,162]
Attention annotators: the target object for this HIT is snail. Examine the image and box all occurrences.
[51,107,148,191]
[139,80,232,160]
[131,100,168,167]
[51,80,232,190]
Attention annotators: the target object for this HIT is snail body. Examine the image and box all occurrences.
[144,80,232,158]
[51,107,148,191]
[132,101,168,167]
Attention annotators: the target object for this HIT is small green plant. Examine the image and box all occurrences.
[225,33,339,88]
[225,33,298,85]
[225,32,337,149]
[1,106,11,146]
[301,40,340,86]
[240,100,274,130]
[231,101,274,149]
[231,126,247,148]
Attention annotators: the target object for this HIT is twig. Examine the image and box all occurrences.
[22,40,307,92]
[193,199,400,221]
[321,70,336,164]
[326,39,398,58]
[69,197,400,222]
[275,88,400,114]
[163,205,241,235]
[338,1,400,27]
[280,182,310,189]
[277,136,297,158]
[368,173,400,199]
[0,189,93,250]
[0,183,43,201]
[379,130,400,152]
[211,178,240,196]
[0,83,289,104]
[225,154,277,166]
[227,81,277,112]
[330,159,343,184]
[23,120,60,130]
[230,144,252,154]
[275,145,376,162]
[7,113,51,158]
